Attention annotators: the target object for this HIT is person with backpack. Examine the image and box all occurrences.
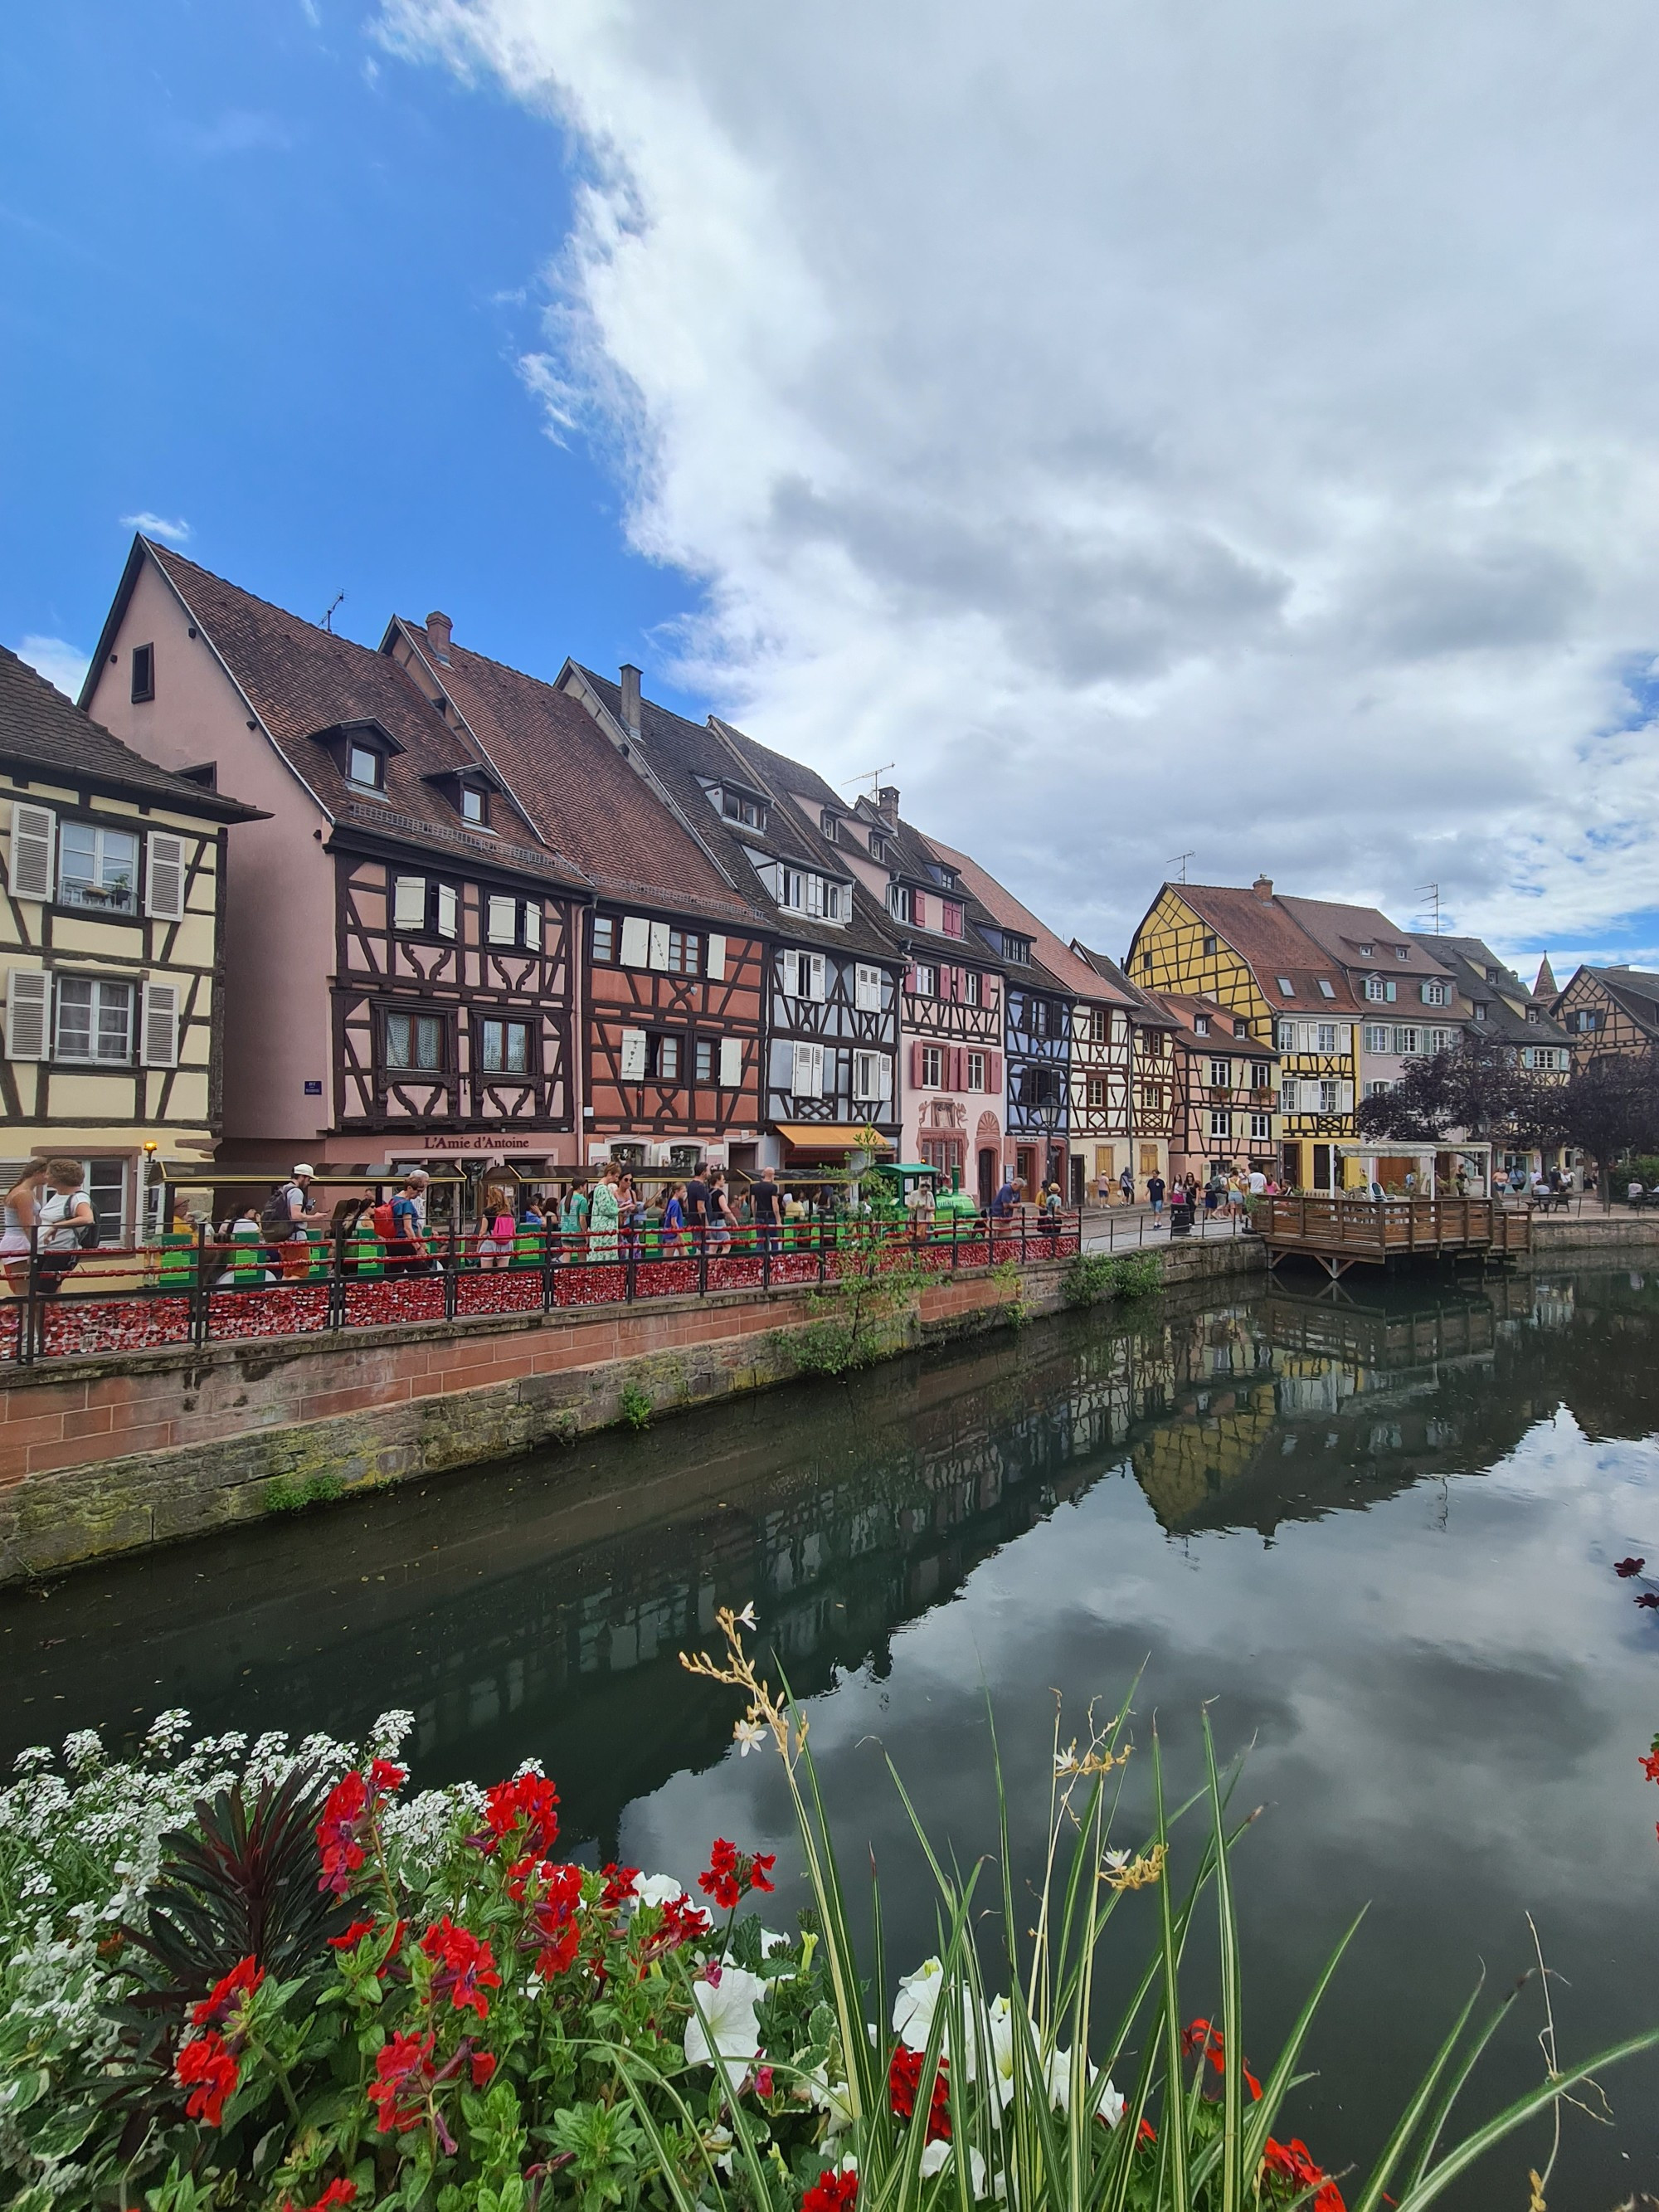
[263,1165,322,1277]
[375,1177,429,1275]
[477,1182,517,1270]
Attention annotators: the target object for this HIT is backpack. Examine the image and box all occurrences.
[261,1185,296,1235]
[371,1201,398,1242]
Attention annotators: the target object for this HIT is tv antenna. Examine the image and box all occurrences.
[322,591,345,634]
[841,763,897,801]
[1170,850,1194,884]
[1416,882,1442,934]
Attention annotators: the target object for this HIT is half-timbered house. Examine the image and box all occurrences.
[378,621,771,1177]
[1408,934,1572,1178]
[1147,994,1280,1182]
[84,540,587,1182]
[1549,965,1659,1069]
[933,842,1139,1206]
[1277,895,1469,1113]
[1071,944,1180,1195]
[2,643,262,1238]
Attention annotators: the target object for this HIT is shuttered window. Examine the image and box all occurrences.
[486,894,518,946]
[435,883,457,939]
[706,933,726,981]
[791,1041,824,1097]
[8,805,55,901]
[718,1036,742,1088]
[648,920,671,970]
[145,833,187,920]
[620,916,650,967]
[854,963,883,1012]
[4,968,48,1058]
[141,979,180,1066]
[523,904,542,952]
[392,875,426,930]
[620,1027,647,1079]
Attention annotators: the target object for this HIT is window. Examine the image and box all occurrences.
[913,962,938,997]
[1363,1022,1389,1052]
[385,1011,445,1070]
[1391,1026,1420,1055]
[888,884,912,923]
[719,787,766,830]
[1319,1079,1340,1113]
[1426,1027,1454,1052]
[1357,943,1374,957]
[592,915,615,962]
[479,1018,531,1074]
[1194,1015,1209,1036]
[779,867,842,918]
[1139,1084,1165,1111]
[965,969,984,1007]
[1087,1076,1106,1108]
[934,865,958,890]
[665,928,701,976]
[1421,979,1448,1006]
[1394,946,1409,961]
[1317,978,1336,998]
[1003,933,1031,965]
[1277,976,1296,996]
[647,1034,681,1081]
[1202,934,1217,956]
[1365,1079,1393,1099]
[55,977,134,1062]
[1250,1060,1272,1089]
[1280,1079,1299,1113]
[1088,1006,1109,1043]
[820,810,839,842]
[1475,1002,1490,1023]
[130,643,154,703]
[59,823,139,914]
[694,1037,716,1082]
[1522,1045,1566,1072]
[941,899,964,938]
[1029,998,1052,1040]
[392,876,455,938]
[1141,949,1153,972]
[854,963,883,1012]
[853,1050,892,1101]
[1209,1058,1232,1089]
[1277,1019,1297,1050]
[1232,1018,1249,1038]
[348,741,384,790]
[868,834,888,863]
[967,1050,986,1090]
[1250,1112,1272,1140]
[1209,1108,1232,1138]
[921,1045,944,1087]
[460,786,488,826]
[1365,976,1386,1001]
[1316,1023,1339,1054]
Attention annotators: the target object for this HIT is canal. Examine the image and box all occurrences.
[4,1263,1658,2204]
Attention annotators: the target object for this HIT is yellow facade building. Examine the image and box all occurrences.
[1,646,260,1240]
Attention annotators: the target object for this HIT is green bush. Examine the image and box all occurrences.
[1062,1251,1163,1308]
[620,1382,654,1430]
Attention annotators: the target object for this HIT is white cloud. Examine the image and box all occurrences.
[121,513,192,545]
[15,636,90,700]
[380,0,1659,964]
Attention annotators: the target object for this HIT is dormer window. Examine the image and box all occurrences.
[1003,933,1031,965]
[718,786,766,830]
[1194,1016,1210,1035]
[460,785,488,826]
[888,883,912,923]
[869,833,888,863]
[1277,977,1296,996]
[1394,946,1409,961]
[1357,943,1374,957]
[777,866,844,920]
[820,810,839,843]
[934,865,958,891]
[348,741,384,791]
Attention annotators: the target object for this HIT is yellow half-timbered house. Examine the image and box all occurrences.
[1,645,260,1240]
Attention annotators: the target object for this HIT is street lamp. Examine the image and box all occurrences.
[1035,1083,1063,1191]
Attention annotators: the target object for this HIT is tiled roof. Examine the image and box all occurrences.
[1410,934,1569,1044]
[1071,943,1182,1027]
[927,840,1136,1006]
[0,640,260,820]
[1276,894,1449,979]
[708,721,847,815]
[1151,992,1280,1057]
[572,669,897,956]
[1171,883,1365,1013]
[148,548,582,884]
[1591,968,1659,1035]
[392,626,755,924]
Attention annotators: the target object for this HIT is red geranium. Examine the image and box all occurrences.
[1182,2016,1262,2099]
[419,1916,502,2019]
[479,1773,561,1859]
[888,2046,951,2141]
[801,2171,858,2212]
[315,1761,405,1896]
[1264,2136,1345,2211]
[698,1837,777,1911]
[284,2184,358,2212]
[175,2030,239,2127]
[190,1954,263,2034]
[367,2029,437,2134]
[600,1862,642,1910]
[1640,1747,1659,1784]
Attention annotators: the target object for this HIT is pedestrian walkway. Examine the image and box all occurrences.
[1079,1202,1253,1252]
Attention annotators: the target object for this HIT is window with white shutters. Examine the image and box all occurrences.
[620,915,650,967]
[393,875,426,930]
[435,883,457,939]
[141,980,180,1066]
[523,904,542,952]
[648,920,671,970]
[8,804,55,903]
[707,933,726,981]
[806,952,826,1001]
[791,1041,824,1097]
[620,1027,647,1079]
[144,833,187,920]
[486,894,518,946]
[4,968,48,1058]
[855,964,883,1012]
[56,977,134,1063]
[718,1036,742,1087]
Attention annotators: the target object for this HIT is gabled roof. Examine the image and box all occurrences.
[389,622,754,925]
[114,543,581,884]
[1408,934,1567,1044]
[927,839,1134,1007]
[570,669,898,957]
[1275,894,1448,980]
[1580,967,1659,1037]
[2,641,262,821]
[1151,992,1280,1058]
[1071,943,1182,1028]
[1163,883,1364,1013]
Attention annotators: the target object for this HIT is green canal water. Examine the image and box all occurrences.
[5,1264,1659,2205]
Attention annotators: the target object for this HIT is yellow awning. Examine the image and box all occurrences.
[776,1124,896,1152]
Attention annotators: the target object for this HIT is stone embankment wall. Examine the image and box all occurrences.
[0,1238,1262,1585]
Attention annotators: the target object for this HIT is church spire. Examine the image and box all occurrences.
[1532,952,1558,999]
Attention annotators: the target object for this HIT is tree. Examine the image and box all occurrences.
[1514,1048,1659,1208]
[1355,1033,1520,1145]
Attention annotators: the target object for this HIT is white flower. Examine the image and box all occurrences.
[893,1956,945,2049]
[735,1601,758,1629]
[733,1719,767,1756]
[805,2066,856,2135]
[1102,1848,1131,1873]
[684,1966,767,2068]
[635,1872,691,1911]
[920,2141,951,2180]
[1044,2046,1124,2127]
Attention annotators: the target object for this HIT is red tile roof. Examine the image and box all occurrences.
[928,838,1136,1006]
[1169,883,1365,1014]
[1277,894,1450,979]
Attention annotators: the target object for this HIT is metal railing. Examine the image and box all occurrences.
[0,1208,1084,1368]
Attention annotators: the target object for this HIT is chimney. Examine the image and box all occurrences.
[877,783,900,827]
[1253,875,1273,902]
[426,611,452,664]
[619,663,642,738]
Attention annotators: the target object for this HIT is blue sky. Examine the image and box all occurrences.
[0,1,701,711]
[6,0,1659,972]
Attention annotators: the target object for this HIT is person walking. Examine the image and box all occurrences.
[3,1158,96,1298]
[752,1165,782,1255]
[1119,1165,1135,1206]
[707,1171,733,1253]
[1147,1169,1166,1220]
[991,1172,1018,1223]
[478,1183,516,1270]
[588,1165,622,1261]
[660,1181,688,1254]
[559,1181,590,1256]
[685,1162,712,1250]
[263,1163,323,1278]
[384,1175,431,1276]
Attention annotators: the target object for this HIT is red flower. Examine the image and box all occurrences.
[888,2046,951,2141]
[469,2050,498,2088]
[600,1862,642,1911]
[633,1889,712,1973]
[329,1918,377,1951]
[176,2030,239,2127]
[1181,2016,1261,2099]
[698,1838,777,1911]
[190,1955,262,2034]
[368,1757,407,1795]
[479,1773,561,1859]
[1264,2137,1344,2210]
[1136,2117,1156,2145]
[802,2171,858,2212]
[419,1917,502,2019]
[1640,1748,1659,1784]
[1615,1557,1647,1577]
[284,2184,358,2212]
[316,1762,404,1896]
[522,1860,586,1979]
[367,2029,436,2133]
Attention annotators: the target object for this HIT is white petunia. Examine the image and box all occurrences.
[805,2066,856,2134]
[893,1956,945,2049]
[635,1872,691,1910]
[684,1966,768,2068]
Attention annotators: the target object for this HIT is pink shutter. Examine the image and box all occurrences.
[951,1046,966,1090]
[911,1040,926,1089]
[912,892,927,930]
[905,964,918,993]
[988,1051,1003,1092]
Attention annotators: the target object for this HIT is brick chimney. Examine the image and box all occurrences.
[426,611,452,664]
[1253,875,1273,902]
[619,663,642,738]
[876,783,900,827]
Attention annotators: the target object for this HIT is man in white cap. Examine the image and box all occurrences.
[267,1163,324,1279]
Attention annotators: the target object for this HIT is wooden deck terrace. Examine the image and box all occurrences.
[1258,1196,1531,1281]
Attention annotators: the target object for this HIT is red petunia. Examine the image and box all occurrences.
[367,2029,436,2134]
[698,1838,777,1911]
[479,1773,561,1859]
[600,1862,642,1911]
[284,2182,358,2212]
[176,2030,239,2127]
[419,1917,502,2020]
[190,1955,262,2034]
[801,2171,858,2212]
[316,1762,404,1896]
[1615,1557,1647,1577]
[470,2049,498,2088]
[888,2046,951,2142]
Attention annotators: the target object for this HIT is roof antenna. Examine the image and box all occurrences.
[1170,850,1194,883]
[322,591,345,634]
[841,763,897,799]
[1416,881,1442,934]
